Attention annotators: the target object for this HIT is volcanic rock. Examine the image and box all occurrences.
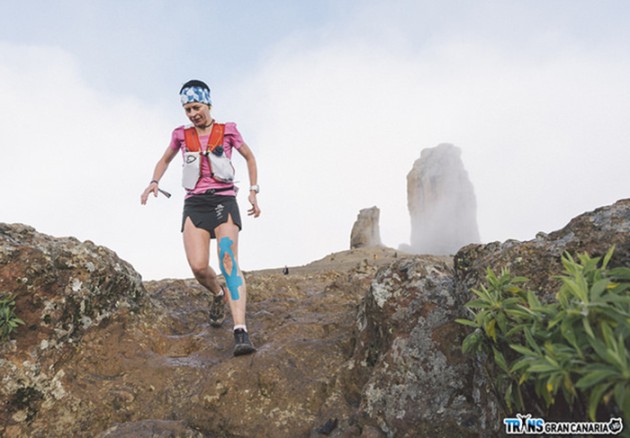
[406,143,480,255]
[0,198,628,437]
[350,207,382,249]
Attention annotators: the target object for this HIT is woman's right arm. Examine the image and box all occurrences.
[141,146,178,205]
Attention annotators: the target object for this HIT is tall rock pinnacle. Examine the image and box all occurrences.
[406,143,480,254]
[350,206,382,249]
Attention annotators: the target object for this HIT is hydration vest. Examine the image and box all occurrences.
[181,123,235,189]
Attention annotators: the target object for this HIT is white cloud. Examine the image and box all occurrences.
[229,32,630,268]
[0,42,187,280]
[3,4,630,281]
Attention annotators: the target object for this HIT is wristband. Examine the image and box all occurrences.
[150,180,159,185]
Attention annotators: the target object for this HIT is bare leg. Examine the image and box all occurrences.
[214,216,247,327]
[182,216,222,295]
[215,215,255,356]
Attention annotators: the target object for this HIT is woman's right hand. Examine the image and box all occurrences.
[140,181,159,205]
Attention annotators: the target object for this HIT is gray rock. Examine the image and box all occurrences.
[351,207,382,249]
[350,255,487,437]
[0,223,145,435]
[406,143,480,255]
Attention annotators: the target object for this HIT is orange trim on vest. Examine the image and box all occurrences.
[183,127,201,152]
[208,124,225,152]
[183,124,225,152]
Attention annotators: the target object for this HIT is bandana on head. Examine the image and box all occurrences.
[180,86,212,105]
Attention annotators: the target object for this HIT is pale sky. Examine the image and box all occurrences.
[2,1,629,280]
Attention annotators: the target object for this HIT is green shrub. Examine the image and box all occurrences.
[456,246,630,424]
[0,293,25,341]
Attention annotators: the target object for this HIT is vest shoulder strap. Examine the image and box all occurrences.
[183,123,225,152]
[183,126,201,152]
[208,123,225,152]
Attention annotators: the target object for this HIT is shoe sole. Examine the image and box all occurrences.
[209,288,226,327]
[209,309,225,327]
[209,318,224,328]
[234,344,257,356]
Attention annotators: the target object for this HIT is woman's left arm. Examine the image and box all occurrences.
[237,143,261,217]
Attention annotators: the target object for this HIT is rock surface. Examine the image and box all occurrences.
[405,143,480,255]
[349,256,480,437]
[1,198,628,437]
[452,198,630,432]
[455,198,630,297]
[0,224,144,436]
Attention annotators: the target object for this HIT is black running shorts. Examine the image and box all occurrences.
[181,193,242,238]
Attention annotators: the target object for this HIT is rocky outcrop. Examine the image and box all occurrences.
[455,198,630,297]
[350,207,382,249]
[342,198,630,437]
[450,198,630,435]
[0,223,144,436]
[405,143,480,255]
[1,198,628,437]
[348,256,480,437]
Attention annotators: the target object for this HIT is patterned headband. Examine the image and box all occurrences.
[180,86,212,105]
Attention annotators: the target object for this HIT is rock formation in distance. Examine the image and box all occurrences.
[350,206,382,249]
[405,143,480,254]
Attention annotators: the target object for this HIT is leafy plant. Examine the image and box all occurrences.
[0,293,25,341]
[457,246,630,424]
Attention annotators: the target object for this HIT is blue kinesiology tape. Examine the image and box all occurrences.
[219,237,243,300]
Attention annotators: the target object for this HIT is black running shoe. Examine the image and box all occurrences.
[209,286,226,327]
[233,329,256,356]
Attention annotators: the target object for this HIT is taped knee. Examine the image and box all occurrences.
[219,237,243,300]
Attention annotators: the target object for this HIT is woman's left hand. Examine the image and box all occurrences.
[248,192,261,217]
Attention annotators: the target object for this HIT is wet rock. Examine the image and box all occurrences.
[101,419,204,437]
[0,226,394,437]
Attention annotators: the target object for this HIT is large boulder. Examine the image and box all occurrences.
[0,223,144,434]
[340,199,630,437]
[349,255,483,437]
